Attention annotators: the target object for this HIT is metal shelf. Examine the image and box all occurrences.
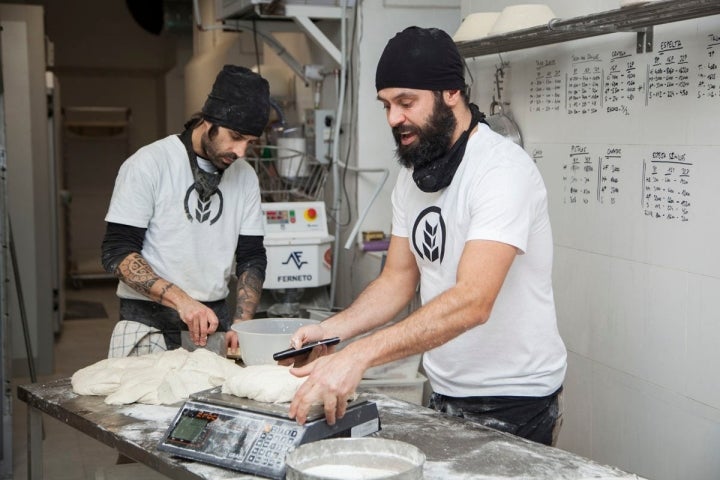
[456,0,720,57]
[218,2,349,66]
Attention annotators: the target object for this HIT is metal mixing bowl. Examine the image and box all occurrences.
[285,437,425,480]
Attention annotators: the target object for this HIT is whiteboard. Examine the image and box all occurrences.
[463,12,720,478]
[476,16,720,277]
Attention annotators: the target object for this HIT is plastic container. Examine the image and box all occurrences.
[231,318,319,365]
[363,355,421,380]
[357,374,427,405]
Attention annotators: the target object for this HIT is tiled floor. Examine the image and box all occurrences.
[11,281,169,479]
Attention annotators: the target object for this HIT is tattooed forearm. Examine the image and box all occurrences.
[158,282,175,305]
[115,252,159,296]
[235,269,264,320]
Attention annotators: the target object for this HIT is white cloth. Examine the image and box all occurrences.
[108,320,167,358]
[391,124,567,397]
[105,134,265,302]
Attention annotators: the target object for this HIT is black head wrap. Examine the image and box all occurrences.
[375,26,465,92]
[201,65,270,137]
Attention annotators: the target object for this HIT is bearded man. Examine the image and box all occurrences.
[283,27,567,447]
[101,65,269,357]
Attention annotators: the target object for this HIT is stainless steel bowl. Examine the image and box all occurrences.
[286,437,425,480]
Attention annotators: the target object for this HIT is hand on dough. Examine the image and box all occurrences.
[288,348,366,426]
[222,365,305,403]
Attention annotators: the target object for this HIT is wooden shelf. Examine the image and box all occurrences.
[456,0,720,57]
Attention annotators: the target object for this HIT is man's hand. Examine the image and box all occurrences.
[277,323,330,367]
[288,347,367,425]
[176,299,219,346]
[225,328,240,354]
[114,253,220,347]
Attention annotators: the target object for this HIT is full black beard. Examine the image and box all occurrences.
[393,94,457,169]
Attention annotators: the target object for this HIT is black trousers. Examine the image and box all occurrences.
[428,386,563,446]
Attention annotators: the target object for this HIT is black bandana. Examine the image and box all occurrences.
[376,27,465,92]
[179,128,223,202]
[201,65,270,137]
[412,103,485,193]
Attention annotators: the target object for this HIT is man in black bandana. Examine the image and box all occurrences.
[284,27,567,447]
[101,65,270,357]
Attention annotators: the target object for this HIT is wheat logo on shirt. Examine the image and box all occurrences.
[183,186,224,225]
[412,206,446,263]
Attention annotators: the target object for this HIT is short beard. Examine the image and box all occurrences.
[200,128,237,171]
[393,93,456,169]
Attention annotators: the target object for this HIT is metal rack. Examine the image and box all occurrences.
[248,144,328,202]
[213,1,350,80]
[456,0,720,57]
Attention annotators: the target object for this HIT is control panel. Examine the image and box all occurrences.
[261,201,329,239]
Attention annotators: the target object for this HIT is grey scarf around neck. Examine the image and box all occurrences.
[179,127,223,202]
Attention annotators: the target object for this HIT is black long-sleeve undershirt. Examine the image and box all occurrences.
[101,222,267,281]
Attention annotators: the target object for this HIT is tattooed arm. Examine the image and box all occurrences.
[227,235,267,350]
[114,253,219,345]
[101,223,218,346]
[234,268,264,321]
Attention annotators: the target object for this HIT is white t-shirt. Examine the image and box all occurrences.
[391,124,567,397]
[105,134,265,302]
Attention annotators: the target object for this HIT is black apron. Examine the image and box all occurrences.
[120,298,230,350]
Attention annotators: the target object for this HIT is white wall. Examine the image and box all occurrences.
[352,0,462,236]
[461,1,720,479]
[333,0,462,308]
[0,4,55,375]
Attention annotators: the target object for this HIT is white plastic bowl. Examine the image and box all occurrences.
[231,318,320,366]
[488,4,556,35]
[453,12,500,42]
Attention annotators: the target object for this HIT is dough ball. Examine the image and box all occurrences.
[222,365,306,403]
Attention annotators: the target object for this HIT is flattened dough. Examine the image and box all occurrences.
[71,348,244,406]
[222,365,306,403]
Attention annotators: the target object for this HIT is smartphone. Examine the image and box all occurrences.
[272,337,341,361]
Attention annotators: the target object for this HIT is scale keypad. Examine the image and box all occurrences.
[247,425,299,469]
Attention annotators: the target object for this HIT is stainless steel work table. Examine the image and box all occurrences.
[18,378,640,479]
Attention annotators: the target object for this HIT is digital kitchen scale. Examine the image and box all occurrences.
[158,387,381,479]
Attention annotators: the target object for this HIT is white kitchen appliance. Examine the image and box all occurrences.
[261,201,334,315]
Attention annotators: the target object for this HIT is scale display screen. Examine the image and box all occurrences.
[170,415,213,444]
